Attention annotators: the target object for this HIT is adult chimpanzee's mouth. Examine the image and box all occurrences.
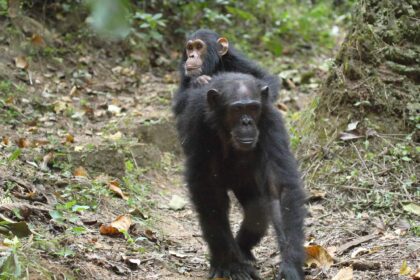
[236,138,254,144]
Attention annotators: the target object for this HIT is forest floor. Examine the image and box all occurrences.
[0,16,418,280]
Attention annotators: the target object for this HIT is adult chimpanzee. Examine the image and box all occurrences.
[173,29,280,116]
[174,73,306,280]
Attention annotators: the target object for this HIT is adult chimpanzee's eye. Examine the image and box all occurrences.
[248,104,260,113]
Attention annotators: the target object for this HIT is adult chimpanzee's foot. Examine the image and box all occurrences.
[209,262,260,280]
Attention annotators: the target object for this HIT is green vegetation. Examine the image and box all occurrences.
[84,0,355,62]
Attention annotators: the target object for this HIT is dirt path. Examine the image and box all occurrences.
[0,18,418,280]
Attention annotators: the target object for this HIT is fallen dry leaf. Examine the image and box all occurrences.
[74,166,88,177]
[14,56,29,70]
[65,133,75,144]
[69,86,79,96]
[307,190,326,202]
[332,267,353,280]
[339,132,363,141]
[412,268,420,280]
[123,256,141,268]
[144,229,157,242]
[16,138,31,148]
[129,208,148,219]
[305,245,334,270]
[40,152,54,171]
[350,247,369,258]
[277,102,289,113]
[2,136,9,145]
[99,214,132,236]
[108,180,128,200]
[400,260,412,276]
[53,101,68,114]
[107,104,122,114]
[32,139,49,147]
[346,121,359,131]
[31,34,45,46]
[74,145,84,152]
[105,131,123,141]
[5,96,14,104]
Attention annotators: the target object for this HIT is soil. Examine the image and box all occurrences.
[0,14,418,280]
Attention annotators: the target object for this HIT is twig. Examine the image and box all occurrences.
[351,143,378,187]
[335,259,381,271]
[336,234,378,255]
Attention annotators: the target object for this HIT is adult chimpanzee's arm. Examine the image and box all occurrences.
[271,174,306,280]
[259,110,306,280]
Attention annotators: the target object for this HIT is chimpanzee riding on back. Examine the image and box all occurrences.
[173,72,306,280]
[173,29,280,117]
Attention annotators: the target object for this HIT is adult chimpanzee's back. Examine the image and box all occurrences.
[173,73,306,280]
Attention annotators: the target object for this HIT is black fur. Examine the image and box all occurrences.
[174,29,280,116]
[173,73,306,280]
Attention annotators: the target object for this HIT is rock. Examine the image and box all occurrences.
[69,147,125,178]
[130,143,162,167]
[168,195,187,211]
[130,120,181,154]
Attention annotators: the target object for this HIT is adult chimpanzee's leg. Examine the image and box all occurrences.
[270,177,306,280]
[190,185,260,279]
[234,191,269,262]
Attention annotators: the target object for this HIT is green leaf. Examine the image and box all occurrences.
[71,205,90,212]
[8,148,21,162]
[0,220,32,238]
[401,156,411,162]
[402,203,420,216]
[63,200,77,210]
[70,226,86,235]
[0,252,21,278]
[56,247,75,258]
[49,210,63,221]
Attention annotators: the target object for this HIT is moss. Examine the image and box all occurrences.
[316,0,419,133]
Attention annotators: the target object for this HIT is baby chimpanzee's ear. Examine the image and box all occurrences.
[217,37,229,56]
[207,89,220,109]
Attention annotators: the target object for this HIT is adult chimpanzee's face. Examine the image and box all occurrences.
[227,99,261,151]
[207,81,267,152]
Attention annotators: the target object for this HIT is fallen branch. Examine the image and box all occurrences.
[338,259,381,271]
[336,234,378,255]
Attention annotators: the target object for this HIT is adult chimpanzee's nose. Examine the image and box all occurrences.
[241,116,251,125]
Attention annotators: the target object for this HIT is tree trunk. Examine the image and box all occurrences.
[316,0,419,136]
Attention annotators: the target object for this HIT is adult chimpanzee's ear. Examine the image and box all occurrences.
[261,86,269,102]
[207,89,220,108]
[217,37,229,56]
